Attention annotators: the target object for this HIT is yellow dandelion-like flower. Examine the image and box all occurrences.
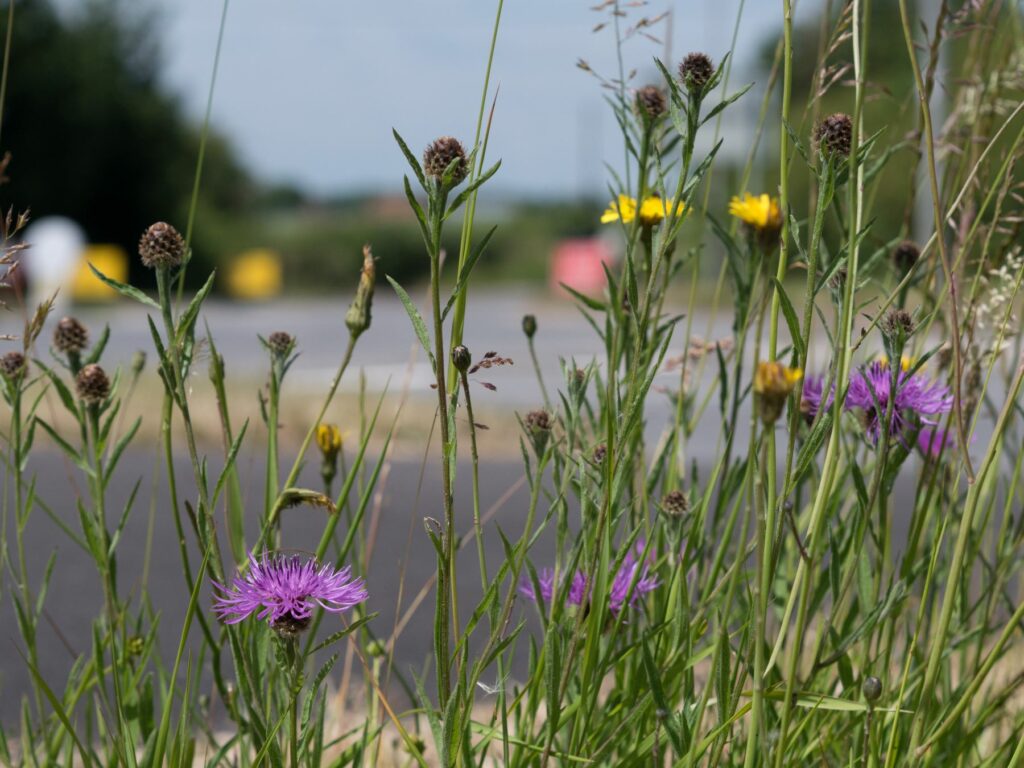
[316,423,343,461]
[728,193,782,231]
[601,194,685,226]
[754,361,803,425]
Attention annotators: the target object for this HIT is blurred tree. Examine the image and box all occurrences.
[0,0,252,285]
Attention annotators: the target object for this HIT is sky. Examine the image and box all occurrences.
[154,1,812,198]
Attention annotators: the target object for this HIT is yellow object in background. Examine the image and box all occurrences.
[72,244,128,300]
[226,249,282,299]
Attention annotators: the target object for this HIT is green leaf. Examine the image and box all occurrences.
[769,277,806,363]
[88,262,160,310]
[174,270,216,347]
[699,81,753,126]
[393,128,426,188]
[386,275,435,367]
[445,159,501,217]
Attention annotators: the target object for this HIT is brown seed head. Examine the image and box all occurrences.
[54,316,89,355]
[76,364,110,404]
[138,222,185,269]
[0,351,26,380]
[635,85,666,120]
[814,113,853,159]
[661,490,689,518]
[893,240,919,274]
[452,345,472,372]
[423,136,468,186]
[678,52,714,94]
[267,331,295,358]
[592,443,607,464]
[882,309,915,342]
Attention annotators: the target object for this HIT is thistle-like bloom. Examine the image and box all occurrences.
[519,544,659,615]
[846,361,953,444]
[729,193,782,232]
[800,374,833,422]
[754,361,803,425]
[212,552,368,636]
[917,426,954,459]
[601,194,685,226]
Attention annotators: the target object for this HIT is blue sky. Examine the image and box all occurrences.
[157,1,811,197]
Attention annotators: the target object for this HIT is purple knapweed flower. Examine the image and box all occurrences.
[846,361,952,444]
[916,426,954,459]
[518,567,587,606]
[608,547,659,614]
[800,374,834,422]
[212,551,368,637]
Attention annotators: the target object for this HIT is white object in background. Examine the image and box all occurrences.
[22,217,86,311]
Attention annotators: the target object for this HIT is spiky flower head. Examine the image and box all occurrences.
[423,136,468,187]
[212,551,368,637]
[524,409,552,455]
[814,113,853,160]
[267,331,295,360]
[75,364,110,404]
[800,374,834,423]
[881,308,915,347]
[54,316,88,355]
[893,240,920,274]
[0,351,26,380]
[522,314,537,339]
[753,361,803,425]
[846,361,952,444]
[138,222,185,269]
[678,52,714,94]
[518,542,658,615]
[635,85,667,121]
[452,345,472,372]
[660,490,689,518]
[917,427,954,460]
[601,194,685,227]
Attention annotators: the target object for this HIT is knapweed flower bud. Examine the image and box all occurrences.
[423,136,468,187]
[881,308,915,343]
[346,244,375,339]
[54,316,88,355]
[661,490,689,518]
[635,85,666,120]
[522,314,537,339]
[893,240,919,274]
[131,350,147,377]
[452,345,472,372]
[678,52,714,94]
[592,443,607,464]
[814,113,853,160]
[862,676,883,703]
[524,409,552,455]
[138,222,185,269]
[0,351,26,380]
[76,363,110,404]
[127,635,145,658]
[267,331,295,359]
[754,361,803,425]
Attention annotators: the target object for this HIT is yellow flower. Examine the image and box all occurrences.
[728,193,782,231]
[601,194,685,226]
[316,423,342,461]
[754,361,803,425]
[878,355,914,372]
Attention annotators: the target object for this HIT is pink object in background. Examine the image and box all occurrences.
[549,238,614,297]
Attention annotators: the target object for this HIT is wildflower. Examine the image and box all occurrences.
[212,551,368,637]
[518,567,587,606]
[316,423,342,462]
[522,314,537,339]
[877,354,915,373]
[846,360,952,444]
[881,309,915,345]
[345,244,375,340]
[814,113,853,160]
[893,240,920,274]
[54,317,88,355]
[800,374,833,423]
[0,351,26,380]
[591,443,607,464]
[518,546,658,615]
[266,331,295,360]
[423,136,468,187]
[916,426,954,460]
[660,490,689,518]
[729,192,782,249]
[753,361,803,425]
[678,52,714,95]
[75,364,110,404]
[138,222,185,269]
[524,409,552,455]
[601,194,685,226]
[634,85,666,121]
